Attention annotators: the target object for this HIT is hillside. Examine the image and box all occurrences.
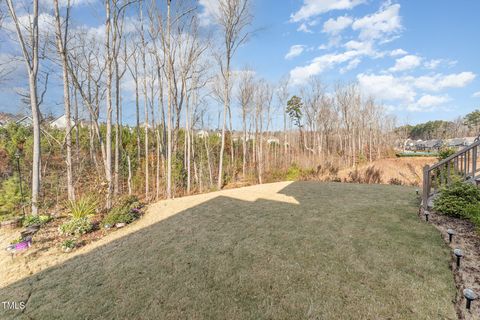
[325,157,437,186]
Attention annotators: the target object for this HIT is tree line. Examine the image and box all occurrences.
[396,110,480,141]
[0,0,398,216]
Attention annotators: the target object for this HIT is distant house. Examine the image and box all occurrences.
[446,138,466,148]
[267,137,280,145]
[16,116,33,126]
[0,112,19,127]
[413,139,442,151]
[196,130,209,138]
[49,114,74,129]
[446,137,476,149]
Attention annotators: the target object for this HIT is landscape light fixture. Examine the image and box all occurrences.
[415,189,419,195]
[447,229,455,243]
[463,288,477,310]
[454,249,463,268]
[424,210,430,222]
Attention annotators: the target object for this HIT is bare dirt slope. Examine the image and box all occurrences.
[333,157,437,186]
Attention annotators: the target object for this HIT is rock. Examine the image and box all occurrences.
[115,222,126,228]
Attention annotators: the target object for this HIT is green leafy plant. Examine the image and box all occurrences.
[438,147,456,160]
[61,239,77,251]
[23,214,51,227]
[67,197,97,219]
[102,196,141,227]
[59,217,93,236]
[10,237,23,245]
[433,181,480,218]
[464,203,480,231]
[0,175,27,217]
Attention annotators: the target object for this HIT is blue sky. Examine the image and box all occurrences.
[228,0,480,124]
[1,0,479,127]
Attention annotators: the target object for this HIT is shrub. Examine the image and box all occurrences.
[389,178,403,185]
[438,147,456,160]
[464,203,480,230]
[286,164,302,180]
[433,181,480,218]
[67,197,97,219]
[23,214,51,227]
[0,175,26,217]
[61,239,77,251]
[102,196,141,227]
[59,217,93,236]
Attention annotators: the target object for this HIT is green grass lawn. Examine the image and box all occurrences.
[0,182,456,319]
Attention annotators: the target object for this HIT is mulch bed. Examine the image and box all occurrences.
[420,208,480,320]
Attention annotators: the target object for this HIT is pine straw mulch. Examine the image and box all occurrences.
[421,208,480,320]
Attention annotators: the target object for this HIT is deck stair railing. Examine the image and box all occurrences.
[422,139,480,210]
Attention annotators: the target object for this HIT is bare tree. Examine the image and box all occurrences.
[213,0,252,189]
[237,68,254,178]
[53,0,75,201]
[6,0,42,215]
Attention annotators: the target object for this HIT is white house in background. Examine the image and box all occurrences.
[196,130,209,138]
[49,114,74,129]
[16,116,33,126]
[267,137,280,145]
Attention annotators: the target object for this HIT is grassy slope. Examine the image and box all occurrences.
[0,182,456,319]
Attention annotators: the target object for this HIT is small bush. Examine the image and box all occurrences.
[61,239,77,251]
[59,217,93,236]
[0,175,27,217]
[102,196,141,227]
[433,181,480,218]
[286,164,301,180]
[464,203,480,230]
[438,147,456,160]
[389,178,403,185]
[67,197,97,219]
[23,214,51,227]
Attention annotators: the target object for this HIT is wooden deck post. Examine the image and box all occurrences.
[422,165,430,211]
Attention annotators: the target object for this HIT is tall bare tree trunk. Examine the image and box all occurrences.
[53,0,75,201]
[104,0,113,209]
[7,0,42,214]
[166,0,173,198]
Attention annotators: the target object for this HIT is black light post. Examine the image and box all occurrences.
[463,288,477,310]
[454,249,463,268]
[447,229,455,243]
[15,149,25,217]
[424,210,430,222]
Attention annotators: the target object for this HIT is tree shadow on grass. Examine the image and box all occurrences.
[0,182,456,320]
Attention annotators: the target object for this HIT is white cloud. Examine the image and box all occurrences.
[424,59,442,70]
[322,16,353,35]
[297,22,312,33]
[343,40,377,56]
[357,73,416,103]
[389,54,422,72]
[413,72,476,91]
[290,50,360,84]
[424,59,457,70]
[357,72,476,111]
[198,0,220,26]
[340,58,361,73]
[285,45,306,60]
[40,0,96,8]
[291,0,365,22]
[473,91,480,98]
[390,48,408,57]
[416,94,451,108]
[352,3,402,41]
